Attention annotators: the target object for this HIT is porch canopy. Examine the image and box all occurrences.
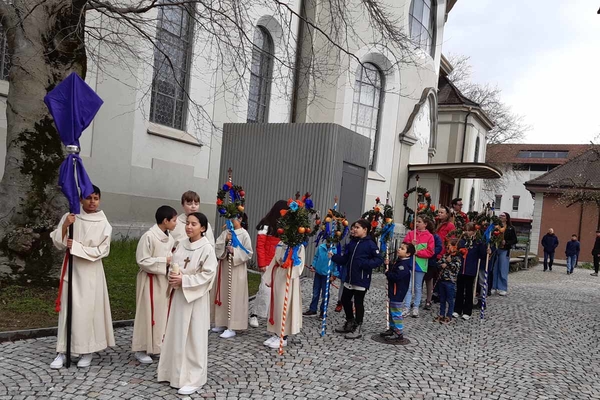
[408,162,502,179]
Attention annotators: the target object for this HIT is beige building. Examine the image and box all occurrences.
[0,0,501,236]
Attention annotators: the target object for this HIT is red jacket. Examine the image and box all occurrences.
[436,221,456,257]
[256,226,280,268]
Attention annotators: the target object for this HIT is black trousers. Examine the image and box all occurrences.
[594,254,600,274]
[342,287,367,325]
[455,275,475,316]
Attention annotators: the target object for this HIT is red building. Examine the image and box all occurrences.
[525,148,600,263]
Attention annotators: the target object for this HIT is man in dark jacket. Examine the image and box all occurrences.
[541,228,559,271]
[591,231,600,277]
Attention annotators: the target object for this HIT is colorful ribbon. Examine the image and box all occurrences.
[226,219,250,254]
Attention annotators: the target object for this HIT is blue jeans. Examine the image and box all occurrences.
[566,255,578,273]
[492,249,509,292]
[309,273,328,313]
[404,270,426,309]
[438,281,456,318]
[543,251,554,270]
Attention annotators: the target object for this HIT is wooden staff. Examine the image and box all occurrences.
[411,175,419,298]
[279,263,292,355]
[472,259,480,305]
[321,197,338,337]
[384,192,390,330]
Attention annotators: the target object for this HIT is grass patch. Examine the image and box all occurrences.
[579,262,593,270]
[1,239,260,332]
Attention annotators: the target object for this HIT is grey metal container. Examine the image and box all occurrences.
[218,123,370,269]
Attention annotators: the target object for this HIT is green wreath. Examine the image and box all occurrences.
[403,186,433,229]
[361,197,394,238]
[216,182,246,219]
[314,208,349,245]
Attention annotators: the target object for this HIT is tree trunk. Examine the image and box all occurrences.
[0,0,87,284]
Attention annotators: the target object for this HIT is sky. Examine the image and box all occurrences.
[442,0,600,144]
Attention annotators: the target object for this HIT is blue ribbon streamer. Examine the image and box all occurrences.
[283,245,302,267]
[226,219,250,254]
[484,223,495,244]
[379,223,394,254]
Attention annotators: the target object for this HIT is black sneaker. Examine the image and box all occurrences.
[384,332,404,341]
[303,310,317,316]
[379,328,394,337]
[424,302,431,311]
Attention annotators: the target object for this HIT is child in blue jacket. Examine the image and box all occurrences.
[454,223,487,320]
[304,242,337,318]
[329,219,383,339]
[380,243,414,342]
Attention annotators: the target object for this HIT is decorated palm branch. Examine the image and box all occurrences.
[362,196,395,255]
[275,191,316,354]
[215,168,249,323]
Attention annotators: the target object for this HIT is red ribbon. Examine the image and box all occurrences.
[268,264,279,325]
[214,260,223,306]
[54,252,70,312]
[148,273,155,326]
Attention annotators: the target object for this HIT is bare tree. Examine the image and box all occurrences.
[0,0,419,280]
[447,54,529,145]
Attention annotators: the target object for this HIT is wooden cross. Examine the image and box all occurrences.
[183,257,191,269]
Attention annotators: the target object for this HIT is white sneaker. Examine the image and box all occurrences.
[134,352,153,364]
[462,314,470,320]
[498,290,507,296]
[50,354,66,369]
[77,354,93,368]
[177,386,199,395]
[220,329,236,338]
[401,308,410,317]
[263,336,279,346]
[268,338,287,349]
[490,289,497,295]
[249,316,259,328]
[411,307,419,317]
[211,326,225,333]
[452,312,459,318]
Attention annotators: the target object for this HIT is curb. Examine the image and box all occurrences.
[0,319,135,344]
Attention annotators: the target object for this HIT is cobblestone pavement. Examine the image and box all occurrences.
[2,265,600,399]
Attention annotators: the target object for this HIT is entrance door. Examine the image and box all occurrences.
[339,162,366,223]
[439,181,454,208]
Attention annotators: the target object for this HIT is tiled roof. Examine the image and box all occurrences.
[525,148,600,189]
[437,75,480,107]
[486,144,590,165]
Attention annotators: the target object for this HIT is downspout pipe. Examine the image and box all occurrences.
[456,107,472,197]
[290,0,306,123]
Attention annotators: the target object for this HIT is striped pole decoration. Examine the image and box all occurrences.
[226,168,233,324]
[320,245,333,337]
[279,265,293,355]
[480,245,491,319]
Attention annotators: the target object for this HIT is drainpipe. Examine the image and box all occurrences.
[578,202,584,240]
[456,107,472,197]
[290,0,306,123]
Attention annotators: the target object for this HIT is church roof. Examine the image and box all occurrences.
[487,144,589,165]
[437,75,480,107]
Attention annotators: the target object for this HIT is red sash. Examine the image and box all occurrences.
[54,252,70,312]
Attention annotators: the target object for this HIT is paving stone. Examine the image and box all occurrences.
[1,267,600,398]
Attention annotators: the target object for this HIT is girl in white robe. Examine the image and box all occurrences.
[157,212,217,395]
[211,218,253,338]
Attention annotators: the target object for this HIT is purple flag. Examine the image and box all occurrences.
[44,73,103,214]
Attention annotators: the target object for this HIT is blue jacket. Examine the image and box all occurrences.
[386,257,411,302]
[312,243,338,276]
[428,234,443,268]
[565,240,580,257]
[541,233,559,253]
[331,237,383,289]
[458,238,487,277]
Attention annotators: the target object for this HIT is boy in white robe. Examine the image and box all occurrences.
[211,216,253,338]
[131,205,178,364]
[158,212,217,395]
[263,244,305,349]
[171,190,215,247]
[49,185,114,369]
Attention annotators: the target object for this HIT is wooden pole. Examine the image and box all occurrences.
[411,175,419,298]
